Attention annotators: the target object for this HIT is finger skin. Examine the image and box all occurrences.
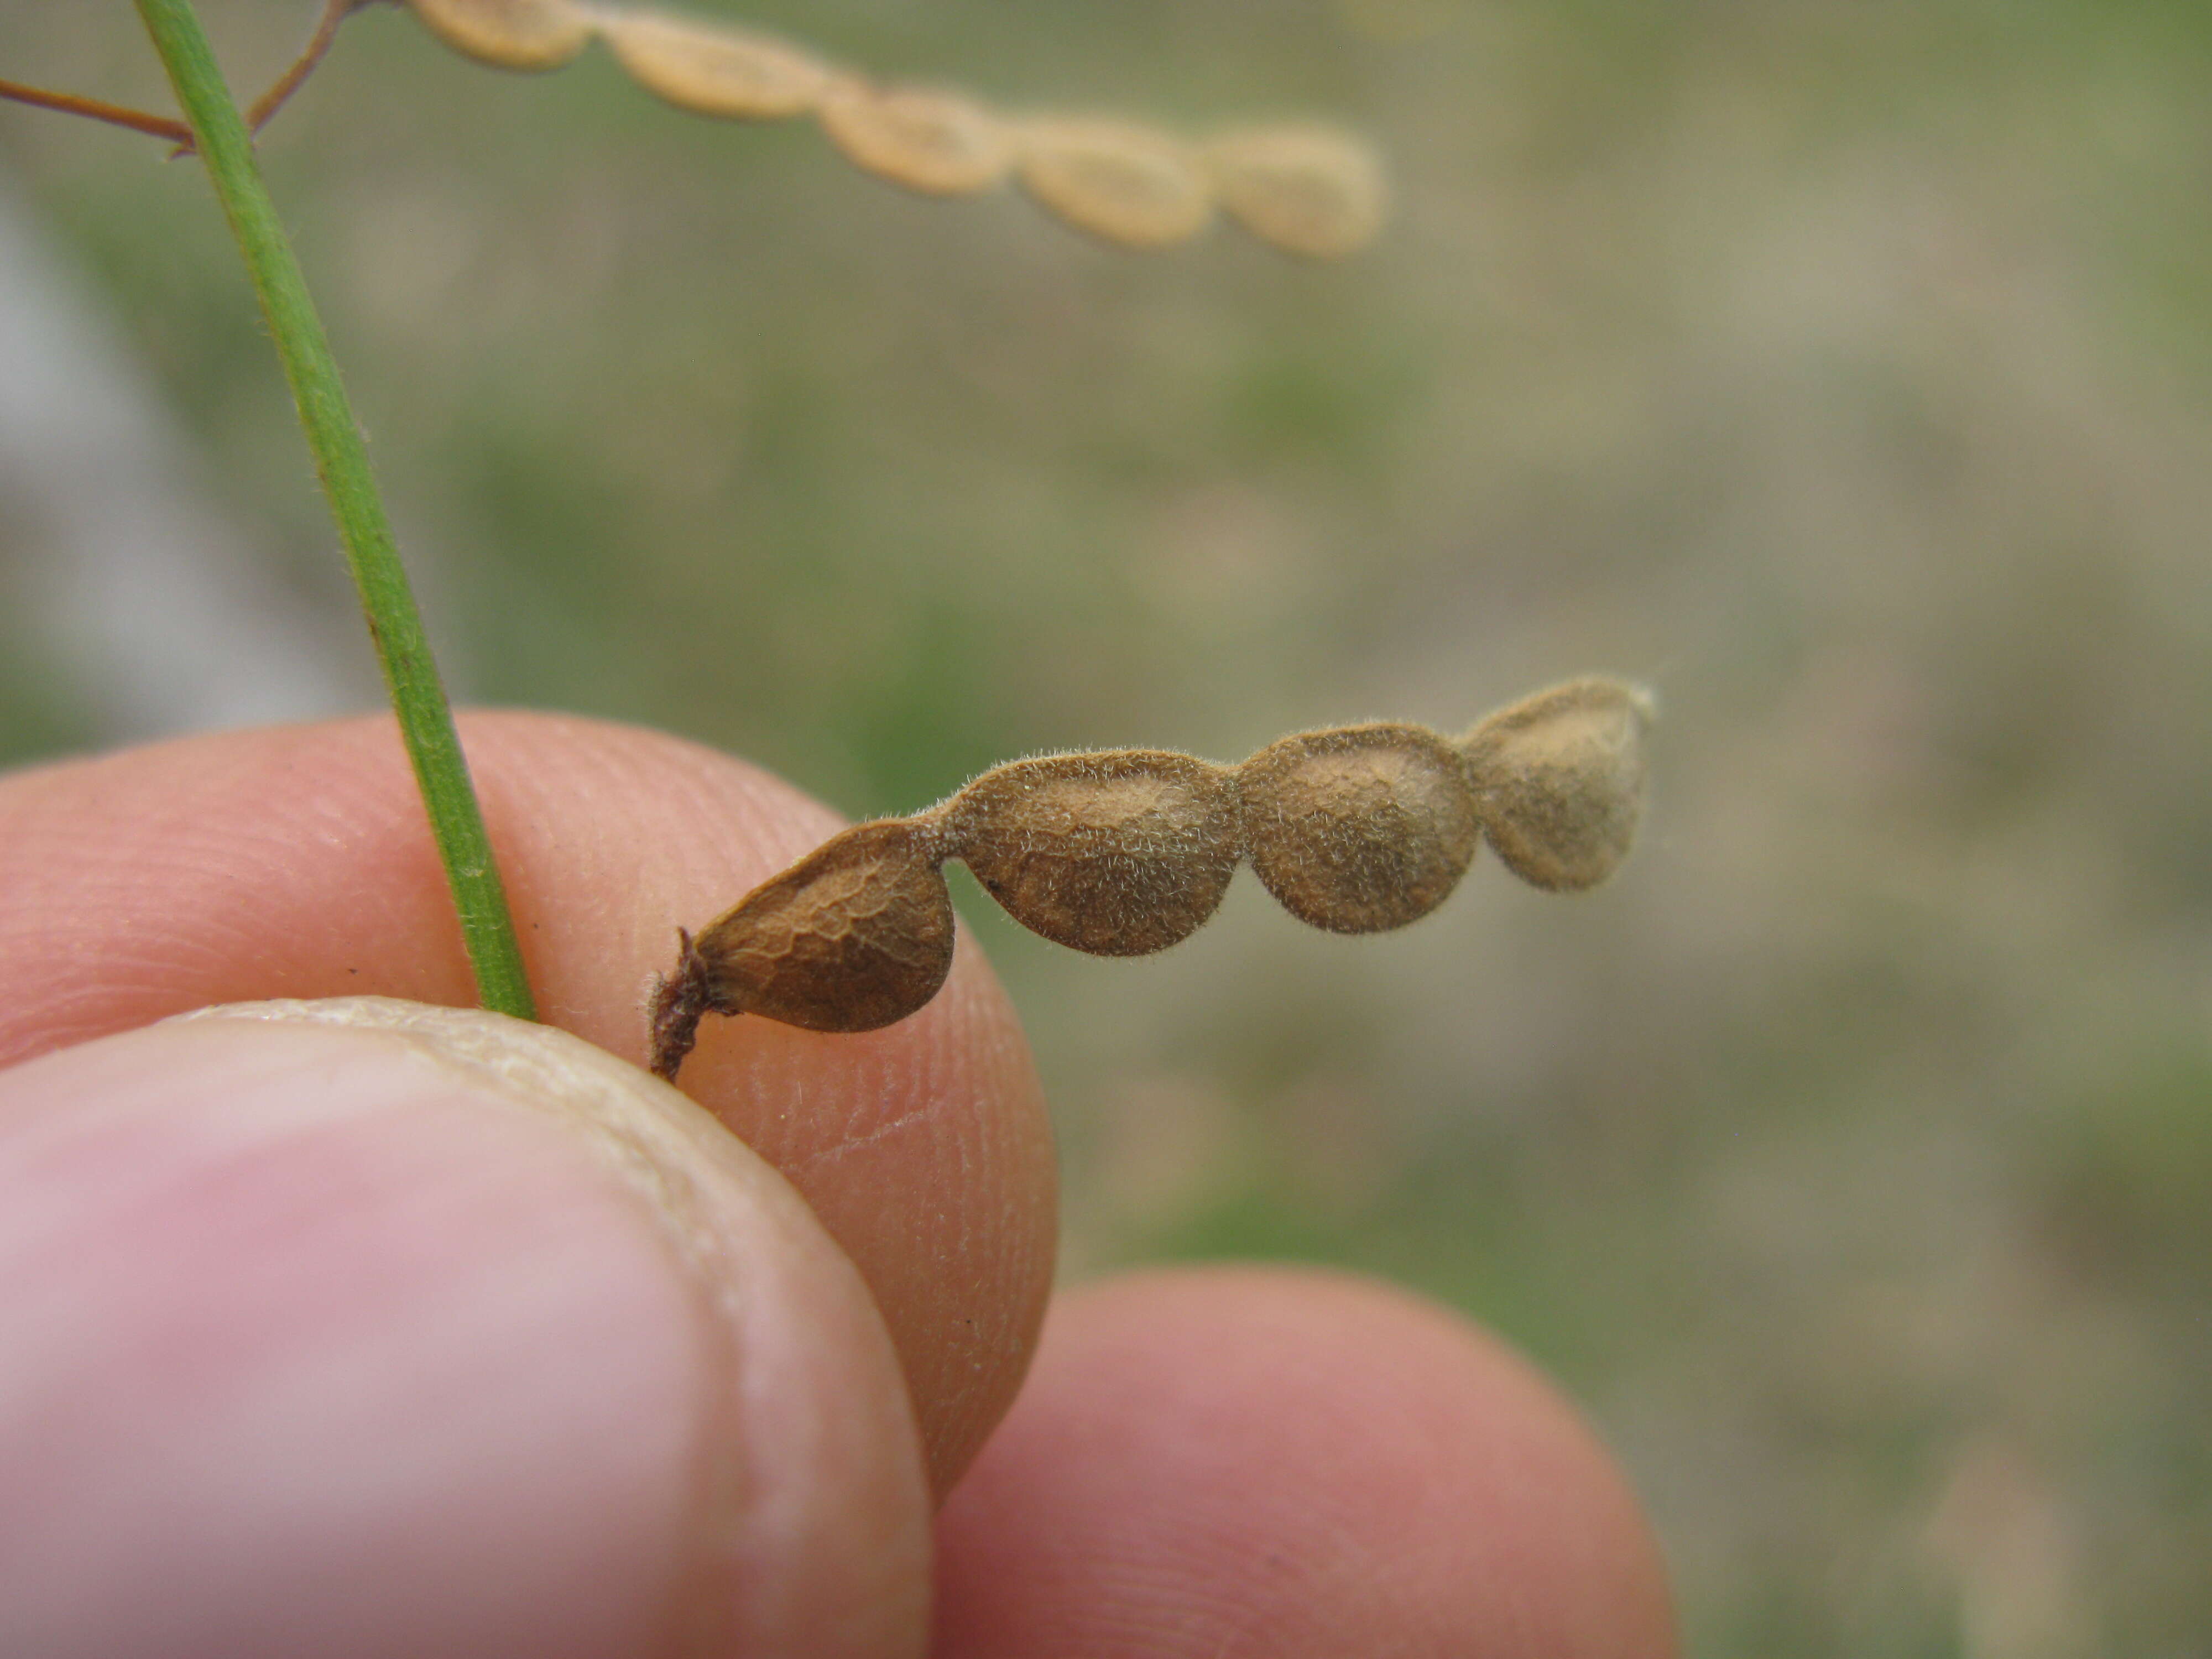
[0,1010,930,1659]
[932,1267,1677,1659]
[0,713,1056,1492]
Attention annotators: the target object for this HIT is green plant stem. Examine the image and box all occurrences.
[133,0,537,1021]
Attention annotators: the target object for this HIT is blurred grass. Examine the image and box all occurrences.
[4,1,2210,1651]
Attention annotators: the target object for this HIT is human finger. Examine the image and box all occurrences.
[0,713,1056,1492]
[0,1003,930,1659]
[932,1266,1676,1658]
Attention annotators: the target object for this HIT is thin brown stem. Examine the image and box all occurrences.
[0,0,373,158]
[162,0,378,155]
[0,75,191,145]
[244,0,373,134]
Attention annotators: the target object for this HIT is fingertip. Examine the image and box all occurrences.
[934,1266,1676,1659]
[0,1004,931,1659]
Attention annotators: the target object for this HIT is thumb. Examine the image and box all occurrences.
[0,999,930,1659]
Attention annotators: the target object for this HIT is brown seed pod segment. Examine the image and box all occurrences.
[1014,118,1217,248]
[940,750,1242,956]
[600,11,837,120]
[1238,723,1480,933]
[1460,678,1652,892]
[406,0,594,72]
[687,817,956,1033]
[1205,124,1390,259]
[817,80,1013,195]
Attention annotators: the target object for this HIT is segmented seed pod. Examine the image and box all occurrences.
[601,11,837,120]
[1015,118,1216,248]
[1459,678,1652,892]
[687,818,956,1032]
[940,750,1242,955]
[817,80,1013,195]
[1238,723,1480,933]
[407,0,594,72]
[1204,124,1390,259]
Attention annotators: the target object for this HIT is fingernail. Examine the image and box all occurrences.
[0,998,928,1659]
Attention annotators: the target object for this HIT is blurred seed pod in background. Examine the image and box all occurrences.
[410,0,595,71]
[402,1,1389,252]
[817,81,1014,195]
[1206,123,1390,258]
[1015,117,1216,248]
[599,10,836,119]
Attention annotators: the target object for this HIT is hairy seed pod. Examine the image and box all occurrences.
[1205,124,1390,259]
[940,750,1241,955]
[406,0,594,72]
[1238,723,1480,933]
[1015,118,1216,248]
[601,11,836,120]
[688,818,954,1032]
[1460,678,1652,892]
[654,675,1645,1079]
[817,81,1013,195]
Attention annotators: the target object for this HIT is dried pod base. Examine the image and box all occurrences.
[648,928,713,1081]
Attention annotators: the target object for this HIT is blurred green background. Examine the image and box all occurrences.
[4,1,2209,1650]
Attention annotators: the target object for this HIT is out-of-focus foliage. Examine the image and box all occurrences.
[3,1,2209,1650]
